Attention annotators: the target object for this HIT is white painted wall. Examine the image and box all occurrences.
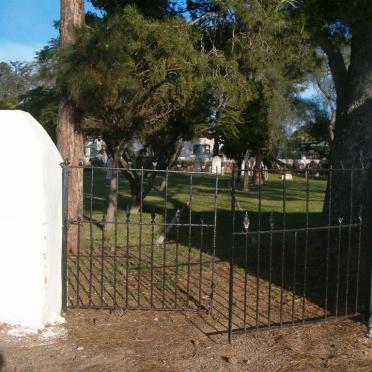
[0,110,64,329]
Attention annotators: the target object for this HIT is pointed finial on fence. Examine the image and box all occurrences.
[243,211,250,231]
[338,217,343,224]
[358,205,363,223]
[152,162,157,169]
[151,209,156,223]
[126,206,131,221]
[340,161,345,170]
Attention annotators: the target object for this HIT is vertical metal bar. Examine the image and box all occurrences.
[100,216,106,307]
[256,167,262,331]
[88,166,94,307]
[335,218,343,317]
[137,167,144,307]
[210,173,219,312]
[355,208,363,313]
[228,166,236,344]
[113,166,119,306]
[324,166,333,319]
[280,168,287,326]
[198,219,204,309]
[61,161,70,313]
[150,210,155,308]
[162,168,169,308]
[345,168,354,315]
[175,209,180,308]
[186,174,193,308]
[302,168,310,324]
[366,168,372,329]
[243,228,248,332]
[268,213,274,329]
[292,232,298,327]
[125,207,130,308]
[364,166,372,337]
[76,217,82,306]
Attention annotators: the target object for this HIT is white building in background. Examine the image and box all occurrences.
[179,137,215,162]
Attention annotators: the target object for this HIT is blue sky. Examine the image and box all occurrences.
[0,0,317,99]
[0,0,95,62]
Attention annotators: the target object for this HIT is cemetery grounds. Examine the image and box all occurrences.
[0,171,371,371]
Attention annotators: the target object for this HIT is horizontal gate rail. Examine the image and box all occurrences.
[63,165,219,314]
[228,164,368,342]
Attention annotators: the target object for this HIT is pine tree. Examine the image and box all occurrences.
[58,0,85,251]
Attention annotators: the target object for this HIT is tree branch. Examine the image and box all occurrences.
[317,31,348,111]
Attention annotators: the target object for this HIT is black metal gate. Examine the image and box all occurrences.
[228,165,367,342]
[62,163,219,313]
[61,162,370,342]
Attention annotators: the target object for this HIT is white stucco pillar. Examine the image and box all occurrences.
[0,110,64,329]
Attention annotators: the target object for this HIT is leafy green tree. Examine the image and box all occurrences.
[58,6,244,221]
[185,1,316,185]
[0,61,36,105]
[90,0,169,18]
[290,0,372,221]
[18,87,59,142]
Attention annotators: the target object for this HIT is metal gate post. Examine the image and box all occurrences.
[228,166,236,343]
[367,167,372,337]
[61,161,70,314]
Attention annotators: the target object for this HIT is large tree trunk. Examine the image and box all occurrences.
[105,150,121,232]
[58,0,85,252]
[253,153,264,186]
[321,21,372,313]
[322,21,372,224]
[158,139,183,192]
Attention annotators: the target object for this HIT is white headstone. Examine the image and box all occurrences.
[211,155,222,174]
[281,173,293,181]
[0,110,64,329]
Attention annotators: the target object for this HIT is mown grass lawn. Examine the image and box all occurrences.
[68,168,329,309]
[78,169,327,251]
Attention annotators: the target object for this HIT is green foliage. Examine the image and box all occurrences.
[186,1,318,161]
[90,0,169,18]
[0,61,36,102]
[18,87,59,142]
[58,6,248,166]
[296,0,372,38]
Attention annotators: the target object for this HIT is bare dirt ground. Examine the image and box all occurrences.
[1,309,372,372]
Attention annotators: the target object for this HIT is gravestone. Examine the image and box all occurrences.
[281,173,293,181]
[0,110,64,329]
[211,155,222,174]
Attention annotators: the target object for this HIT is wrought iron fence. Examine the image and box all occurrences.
[227,166,367,342]
[62,164,219,312]
[61,162,370,343]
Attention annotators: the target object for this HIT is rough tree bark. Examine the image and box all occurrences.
[158,139,184,192]
[58,0,85,252]
[105,142,125,232]
[253,153,264,186]
[321,21,372,223]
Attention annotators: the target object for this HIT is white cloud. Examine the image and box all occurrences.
[0,41,43,62]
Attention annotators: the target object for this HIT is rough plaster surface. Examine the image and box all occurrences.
[0,110,64,329]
